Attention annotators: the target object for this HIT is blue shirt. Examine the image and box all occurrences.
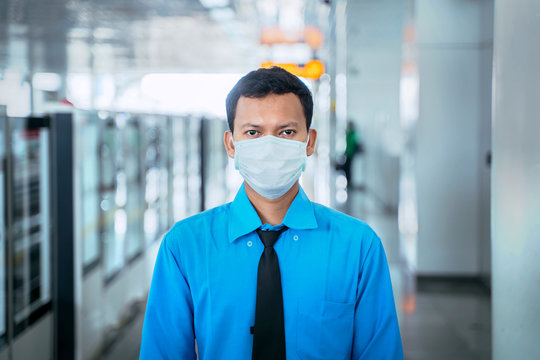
[140,184,403,360]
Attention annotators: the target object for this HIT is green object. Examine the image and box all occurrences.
[345,128,358,158]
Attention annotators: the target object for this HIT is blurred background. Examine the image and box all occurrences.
[0,0,539,359]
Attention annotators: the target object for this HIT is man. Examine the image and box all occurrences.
[140,67,403,359]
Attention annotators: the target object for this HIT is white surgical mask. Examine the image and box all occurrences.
[234,135,308,199]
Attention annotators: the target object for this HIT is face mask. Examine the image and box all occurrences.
[234,135,308,199]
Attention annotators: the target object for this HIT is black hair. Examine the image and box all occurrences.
[226,66,313,132]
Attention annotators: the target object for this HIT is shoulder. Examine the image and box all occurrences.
[312,203,374,233]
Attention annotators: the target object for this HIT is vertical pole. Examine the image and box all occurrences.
[50,113,75,360]
[5,117,14,360]
[167,117,174,225]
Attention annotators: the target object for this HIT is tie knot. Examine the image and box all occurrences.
[256,227,287,248]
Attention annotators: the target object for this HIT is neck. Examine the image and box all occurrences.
[245,182,299,226]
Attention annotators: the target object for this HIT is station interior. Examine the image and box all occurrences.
[0,0,539,359]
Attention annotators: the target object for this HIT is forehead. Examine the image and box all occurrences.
[235,93,304,126]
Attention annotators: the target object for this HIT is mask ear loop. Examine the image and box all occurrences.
[301,134,309,171]
[233,140,240,170]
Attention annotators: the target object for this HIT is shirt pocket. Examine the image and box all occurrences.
[296,300,355,360]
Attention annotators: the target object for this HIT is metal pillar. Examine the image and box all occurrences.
[50,113,75,360]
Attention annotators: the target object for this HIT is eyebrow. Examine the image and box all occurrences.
[277,122,300,129]
[240,122,300,129]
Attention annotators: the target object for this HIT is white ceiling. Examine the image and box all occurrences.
[0,0,260,74]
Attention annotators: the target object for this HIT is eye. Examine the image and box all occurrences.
[246,130,259,136]
[280,129,296,136]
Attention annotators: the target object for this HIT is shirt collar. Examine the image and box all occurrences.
[228,183,318,243]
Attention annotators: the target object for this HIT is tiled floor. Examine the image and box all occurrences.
[100,304,145,360]
[400,288,491,360]
[362,208,492,360]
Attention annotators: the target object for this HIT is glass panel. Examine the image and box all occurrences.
[160,118,172,233]
[9,118,51,332]
[75,112,101,269]
[142,115,171,245]
[99,117,123,279]
[172,117,188,221]
[123,116,143,260]
[203,118,229,210]
[186,117,201,216]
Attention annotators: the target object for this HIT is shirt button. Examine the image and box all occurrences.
[293,235,299,241]
[247,241,253,247]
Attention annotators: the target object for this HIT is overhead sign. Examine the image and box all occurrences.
[260,60,325,80]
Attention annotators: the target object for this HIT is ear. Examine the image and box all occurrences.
[306,128,317,156]
[224,130,235,159]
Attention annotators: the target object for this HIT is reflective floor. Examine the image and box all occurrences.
[100,195,492,360]
[400,283,491,360]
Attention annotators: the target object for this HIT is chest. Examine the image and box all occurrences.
[187,230,359,310]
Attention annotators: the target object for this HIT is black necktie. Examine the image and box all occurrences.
[251,227,288,360]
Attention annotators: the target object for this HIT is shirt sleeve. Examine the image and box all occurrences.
[352,233,404,359]
[139,233,197,360]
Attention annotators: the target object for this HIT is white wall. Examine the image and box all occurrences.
[347,0,404,208]
[415,0,493,275]
[346,0,405,264]
[491,0,540,357]
[478,14,493,284]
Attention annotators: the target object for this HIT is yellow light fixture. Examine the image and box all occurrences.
[260,60,326,80]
